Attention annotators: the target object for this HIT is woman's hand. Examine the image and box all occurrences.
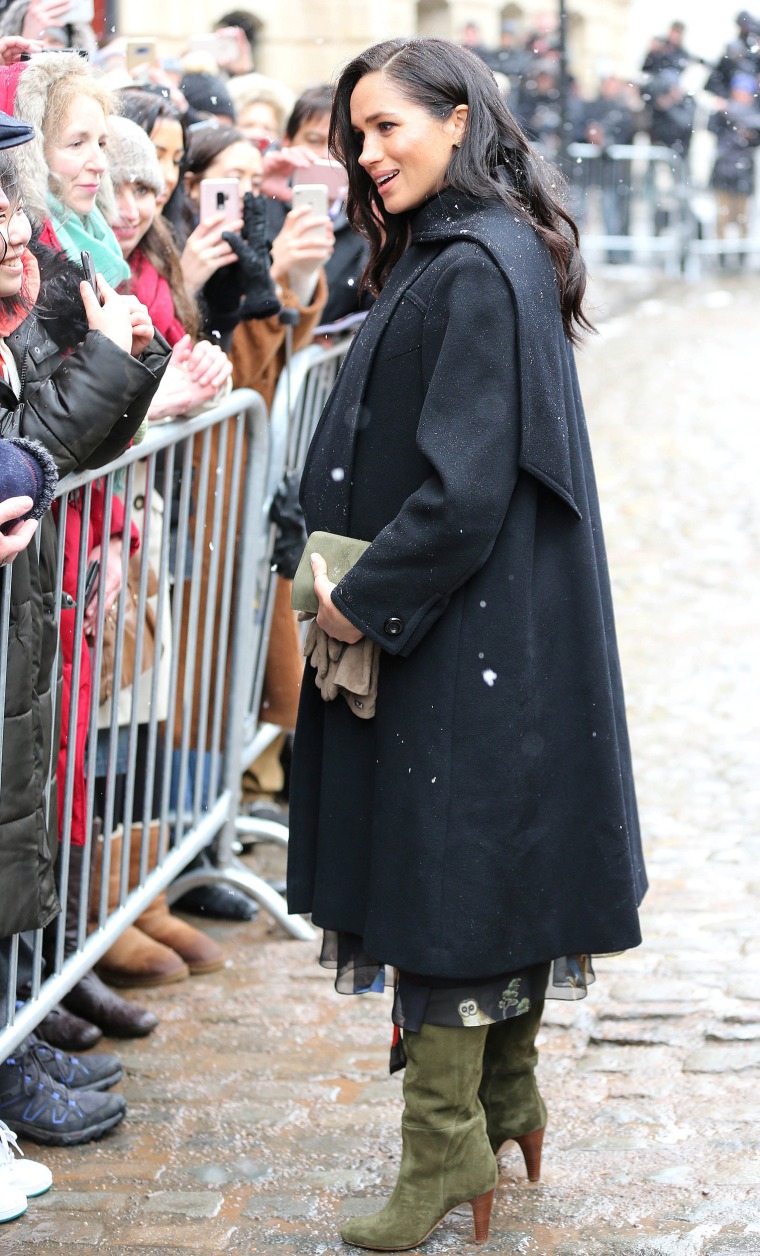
[123,294,154,357]
[81,275,140,356]
[21,0,71,39]
[147,336,231,418]
[261,147,316,202]
[0,35,43,63]
[180,212,243,294]
[270,204,334,286]
[0,497,37,565]
[185,339,232,393]
[311,553,364,644]
[84,537,124,637]
[147,362,193,420]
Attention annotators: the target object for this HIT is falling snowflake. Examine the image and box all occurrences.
[331,467,345,482]
[482,669,497,687]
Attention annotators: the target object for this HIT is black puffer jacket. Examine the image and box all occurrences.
[0,243,170,938]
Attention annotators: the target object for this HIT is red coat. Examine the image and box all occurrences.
[129,249,186,347]
[55,490,139,845]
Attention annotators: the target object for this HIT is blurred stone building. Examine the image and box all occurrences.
[120,0,631,92]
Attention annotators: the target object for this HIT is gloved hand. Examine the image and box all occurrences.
[222,192,281,321]
[269,471,307,579]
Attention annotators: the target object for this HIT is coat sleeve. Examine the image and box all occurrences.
[14,330,170,476]
[229,270,327,406]
[331,248,521,656]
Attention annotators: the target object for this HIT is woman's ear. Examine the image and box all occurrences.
[184,171,199,203]
[450,104,469,146]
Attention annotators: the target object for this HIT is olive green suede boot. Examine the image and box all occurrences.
[478,1000,547,1180]
[340,1024,498,1251]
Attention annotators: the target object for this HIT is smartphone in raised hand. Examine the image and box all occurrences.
[199,178,241,224]
[80,250,103,306]
[126,39,158,72]
[291,184,330,237]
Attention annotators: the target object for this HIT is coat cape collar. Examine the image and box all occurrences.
[411,188,581,518]
[302,188,582,532]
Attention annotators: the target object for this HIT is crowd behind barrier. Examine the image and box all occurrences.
[0,331,356,1068]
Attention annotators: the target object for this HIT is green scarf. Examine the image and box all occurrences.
[47,195,130,288]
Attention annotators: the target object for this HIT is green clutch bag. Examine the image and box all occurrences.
[291,530,371,616]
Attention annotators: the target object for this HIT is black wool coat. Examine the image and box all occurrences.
[287,189,647,979]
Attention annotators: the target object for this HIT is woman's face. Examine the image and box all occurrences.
[150,117,184,209]
[45,95,109,218]
[238,100,279,147]
[285,109,330,158]
[0,188,31,298]
[190,141,264,202]
[112,181,157,259]
[350,72,467,215]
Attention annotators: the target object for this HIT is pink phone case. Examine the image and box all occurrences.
[199,179,241,223]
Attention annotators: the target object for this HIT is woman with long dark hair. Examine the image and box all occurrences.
[288,38,646,1251]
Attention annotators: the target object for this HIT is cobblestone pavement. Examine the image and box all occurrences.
[2,273,759,1255]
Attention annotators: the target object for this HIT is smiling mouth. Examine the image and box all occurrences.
[375,170,399,191]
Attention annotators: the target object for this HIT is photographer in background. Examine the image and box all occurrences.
[705,11,760,102]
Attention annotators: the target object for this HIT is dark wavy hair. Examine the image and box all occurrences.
[0,153,34,327]
[118,88,190,235]
[330,38,592,343]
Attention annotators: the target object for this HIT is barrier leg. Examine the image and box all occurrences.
[166,857,316,942]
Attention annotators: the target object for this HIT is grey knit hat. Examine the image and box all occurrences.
[106,115,165,196]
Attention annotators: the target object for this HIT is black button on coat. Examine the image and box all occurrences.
[287,190,647,979]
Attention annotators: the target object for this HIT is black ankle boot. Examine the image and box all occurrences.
[44,844,159,1039]
[34,1002,102,1052]
[171,852,259,920]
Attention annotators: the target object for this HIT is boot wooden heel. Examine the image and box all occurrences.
[470,1188,495,1243]
[514,1127,544,1182]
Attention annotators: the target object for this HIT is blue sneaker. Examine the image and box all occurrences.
[0,1045,125,1146]
[26,1037,122,1092]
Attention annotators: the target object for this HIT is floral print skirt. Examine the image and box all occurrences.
[319,931,595,1071]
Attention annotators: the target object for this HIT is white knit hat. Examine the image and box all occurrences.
[106,116,164,197]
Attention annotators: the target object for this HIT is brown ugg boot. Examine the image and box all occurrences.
[91,827,189,989]
[131,824,225,975]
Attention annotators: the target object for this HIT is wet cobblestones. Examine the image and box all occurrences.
[1,273,758,1254]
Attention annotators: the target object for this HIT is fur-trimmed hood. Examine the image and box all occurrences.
[0,50,115,228]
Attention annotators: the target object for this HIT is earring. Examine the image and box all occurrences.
[453,140,461,148]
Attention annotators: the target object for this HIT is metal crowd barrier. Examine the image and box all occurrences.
[0,390,273,1060]
[566,140,760,271]
[231,334,357,873]
[567,142,693,270]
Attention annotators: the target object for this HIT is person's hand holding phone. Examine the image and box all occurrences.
[261,147,318,202]
[270,204,334,287]
[180,211,243,294]
[122,293,154,357]
[21,0,72,40]
[83,538,123,638]
[0,36,43,63]
[0,497,37,564]
[80,274,152,356]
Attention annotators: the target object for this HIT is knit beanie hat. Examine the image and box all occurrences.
[180,72,236,120]
[0,438,58,522]
[106,115,165,195]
